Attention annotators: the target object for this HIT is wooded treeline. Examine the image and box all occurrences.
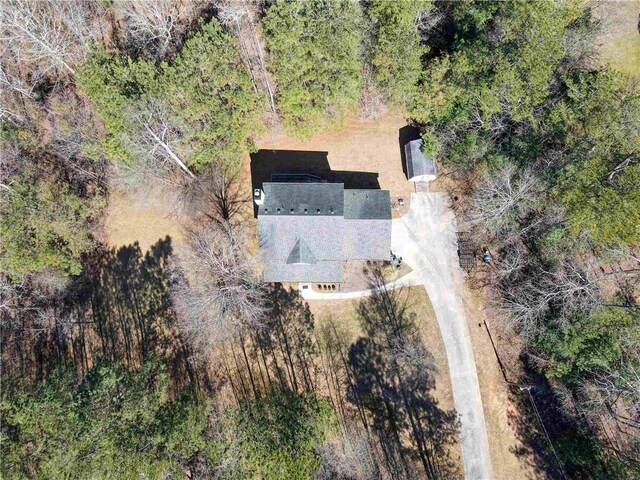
[411,3,639,478]
[1,0,638,478]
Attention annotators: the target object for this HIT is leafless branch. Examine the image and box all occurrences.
[170,224,266,359]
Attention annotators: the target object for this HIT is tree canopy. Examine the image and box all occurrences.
[263,0,364,136]
[1,360,208,479]
[225,386,334,479]
[0,167,99,279]
[364,0,431,109]
[78,19,259,172]
[553,72,640,245]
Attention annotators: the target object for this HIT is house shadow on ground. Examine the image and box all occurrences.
[249,149,382,217]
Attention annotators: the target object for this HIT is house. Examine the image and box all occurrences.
[404,139,437,183]
[256,181,392,283]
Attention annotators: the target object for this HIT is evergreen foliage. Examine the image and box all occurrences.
[410,2,640,475]
[411,1,640,246]
[553,72,640,245]
[225,386,334,479]
[535,308,638,380]
[0,170,99,279]
[1,360,207,479]
[78,19,259,171]
[411,0,582,158]
[364,0,431,109]
[263,0,364,136]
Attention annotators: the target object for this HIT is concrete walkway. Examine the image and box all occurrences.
[392,193,492,480]
[298,270,422,300]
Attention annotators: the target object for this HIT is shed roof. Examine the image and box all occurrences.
[405,139,437,179]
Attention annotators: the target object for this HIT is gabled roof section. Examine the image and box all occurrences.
[286,238,317,265]
[405,139,437,179]
[259,182,344,216]
[344,190,391,220]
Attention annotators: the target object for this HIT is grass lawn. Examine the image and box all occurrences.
[308,285,463,474]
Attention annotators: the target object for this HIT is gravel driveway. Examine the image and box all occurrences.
[391,193,492,480]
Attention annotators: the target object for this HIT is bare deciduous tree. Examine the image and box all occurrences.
[498,261,599,339]
[178,162,247,225]
[317,423,392,480]
[170,225,266,359]
[495,241,529,280]
[470,162,546,243]
[0,0,104,127]
[125,97,195,179]
[359,65,387,121]
[0,0,102,77]
[572,346,640,464]
[118,0,179,58]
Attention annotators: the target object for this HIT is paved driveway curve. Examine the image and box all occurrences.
[392,193,492,480]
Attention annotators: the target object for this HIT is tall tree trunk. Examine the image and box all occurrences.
[141,122,195,178]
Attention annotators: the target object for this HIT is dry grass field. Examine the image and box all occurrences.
[596,0,640,78]
[104,187,186,251]
[308,286,463,475]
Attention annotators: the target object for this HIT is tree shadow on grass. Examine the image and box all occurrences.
[21,237,203,392]
[347,271,461,479]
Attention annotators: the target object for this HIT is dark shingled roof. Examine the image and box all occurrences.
[259,183,344,216]
[344,190,391,219]
[258,182,392,283]
[405,139,437,179]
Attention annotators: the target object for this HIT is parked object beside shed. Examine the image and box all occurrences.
[404,139,437,183]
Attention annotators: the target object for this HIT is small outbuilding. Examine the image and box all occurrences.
[404,139,437,183]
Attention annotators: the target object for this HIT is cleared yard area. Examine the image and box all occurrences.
[104,187,186,252]
[242,114,415,216]
[103,113,538,477]
[596,0,639,78]
[308,286,463,475]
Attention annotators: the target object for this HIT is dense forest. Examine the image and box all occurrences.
[1,1,638,479]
